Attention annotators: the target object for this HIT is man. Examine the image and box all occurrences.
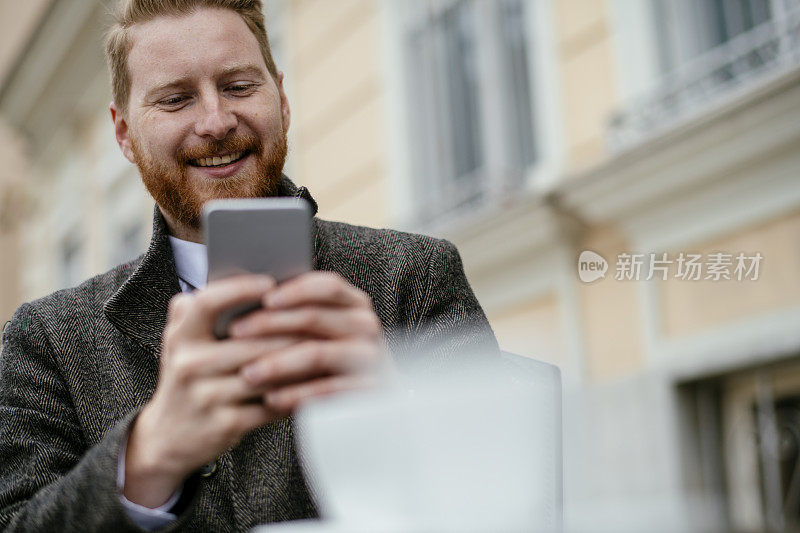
[0,0,498,531]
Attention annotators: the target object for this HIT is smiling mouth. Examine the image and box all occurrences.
[189,151,248,168]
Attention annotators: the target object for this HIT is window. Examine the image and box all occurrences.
[499,0,537,172]
[393,0,540,225]
[610,0,800,149]
[682,359,800,531]
[653,0,773,73]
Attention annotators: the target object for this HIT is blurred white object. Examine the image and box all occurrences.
[255,354,562,532]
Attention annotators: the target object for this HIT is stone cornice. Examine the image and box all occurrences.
[555,68,800,226]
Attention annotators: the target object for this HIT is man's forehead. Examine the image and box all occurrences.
[126,8,266,85]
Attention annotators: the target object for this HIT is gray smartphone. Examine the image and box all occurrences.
[202,198,313,338]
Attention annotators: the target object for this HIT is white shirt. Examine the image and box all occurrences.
[169,236,208,291]
[118,236,209,530]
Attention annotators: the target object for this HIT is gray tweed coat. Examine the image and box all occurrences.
[0,177,498,532]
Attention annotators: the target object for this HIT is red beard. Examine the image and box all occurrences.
[131,131,287,231]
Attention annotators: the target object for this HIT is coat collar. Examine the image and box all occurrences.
[103,176,318,356]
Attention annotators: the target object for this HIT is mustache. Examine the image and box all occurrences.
[177,135,263,165]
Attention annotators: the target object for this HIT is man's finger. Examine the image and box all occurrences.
[239,339,379,386]
[171,275,276,339]
[263,374,379,412]
[169,336,304,378]
[193,374,269,408]
[263,272,370,310]
[229,306,381,340]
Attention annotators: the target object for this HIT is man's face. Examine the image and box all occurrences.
[111,7,289,235]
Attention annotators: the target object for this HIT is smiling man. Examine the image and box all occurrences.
[0,1,498,531]
[111,3,289,241]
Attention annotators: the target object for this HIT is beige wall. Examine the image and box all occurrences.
[578,223,646,381]
[554,0,618,172]
[488,293,568,368]
[660,208,800,339]
[569,208,800,380]
[288,0,389,228]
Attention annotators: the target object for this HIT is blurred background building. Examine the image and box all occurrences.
[1,0,800,530]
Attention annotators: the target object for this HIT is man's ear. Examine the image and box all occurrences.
[276,71,291,133]
[110,102,136,164]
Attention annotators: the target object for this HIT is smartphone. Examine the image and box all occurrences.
[203,197,313,338]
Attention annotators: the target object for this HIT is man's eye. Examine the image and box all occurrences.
[227,84,255,95]
[159,96,188,106]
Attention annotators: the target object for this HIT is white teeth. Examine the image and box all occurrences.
[193,151,244,167]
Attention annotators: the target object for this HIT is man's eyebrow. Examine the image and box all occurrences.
[145,78,192,101]
[217,63,268,79]
[144,64,268,100]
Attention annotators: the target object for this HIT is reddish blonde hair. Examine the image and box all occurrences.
[105,0,278,114]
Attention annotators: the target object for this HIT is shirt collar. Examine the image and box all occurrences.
[168,235,207,290]
[104,177,317,355]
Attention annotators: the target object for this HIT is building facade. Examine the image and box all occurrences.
[1,0,800,530]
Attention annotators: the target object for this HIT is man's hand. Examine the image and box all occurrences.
[124,275,297,509]
[124,272,391,509]
[229,271,393,412]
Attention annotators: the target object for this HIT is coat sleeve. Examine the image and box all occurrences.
[0,303,188,532]
[400,239,500,371]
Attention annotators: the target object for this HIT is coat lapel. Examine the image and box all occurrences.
[103,176,321,357]
[103,207,180,357]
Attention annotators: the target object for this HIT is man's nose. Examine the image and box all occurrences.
[194,96,237,139]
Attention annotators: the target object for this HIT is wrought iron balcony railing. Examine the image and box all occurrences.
[609,0,800,151]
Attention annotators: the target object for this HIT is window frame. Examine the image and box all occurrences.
[381,0,562,230]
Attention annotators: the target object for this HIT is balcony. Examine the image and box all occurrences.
[609,0,800,151]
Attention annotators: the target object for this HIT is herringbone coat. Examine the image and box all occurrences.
[0,178,498,532]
